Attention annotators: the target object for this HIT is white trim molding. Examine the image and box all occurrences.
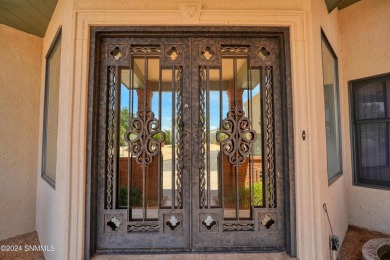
[68,7,314,260]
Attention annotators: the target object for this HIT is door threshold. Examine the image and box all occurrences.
[92,252,295,259]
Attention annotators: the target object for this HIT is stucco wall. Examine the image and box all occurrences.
[0,25,42,240]
[339,0,390,234]
[74,0,307,11]
[35,0,74,259]
[307,1,349,259]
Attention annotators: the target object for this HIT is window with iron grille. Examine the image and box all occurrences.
[350,73,390,189]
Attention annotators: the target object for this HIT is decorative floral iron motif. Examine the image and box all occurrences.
[167,47,181,61]
[124,108,165,166]
[256,47,271,61]
[265,66,276,208]
[216,107,257,166]
[260,214,276,230]
[166,216,181,231]
[202,215,217,230]
[106,216,122,231]
[201,46,214,61]
[220,46,250,54]
[175,67,183,208]
[106,66,116,209]
[199,66,207,208]
[110,47,125,61]
[223,223,255,232]
[127,224,159,232]
[130,46,161,53]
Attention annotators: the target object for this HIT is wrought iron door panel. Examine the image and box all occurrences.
[92,29,293,254]
[96,37,191,251]
[190,38,285,250]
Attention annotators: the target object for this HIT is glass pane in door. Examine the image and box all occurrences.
[219,57,260,219]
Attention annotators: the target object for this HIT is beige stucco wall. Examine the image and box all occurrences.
[339,0,390,234]
[0,25,42,240]
[74,0,306,11]
[306,1,349,259]
[35,0,74,259]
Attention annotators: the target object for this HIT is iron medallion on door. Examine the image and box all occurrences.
[90,27,294,255]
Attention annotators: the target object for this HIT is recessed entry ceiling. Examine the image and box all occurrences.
[324,0,361,13]
[0,0,361,37]
[0,0,58,37]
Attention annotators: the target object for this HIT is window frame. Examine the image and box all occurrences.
[41,26,62,189]
[320,29,343,185]
[349,72,390,190]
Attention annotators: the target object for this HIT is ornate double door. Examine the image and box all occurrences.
[94,29,292,254]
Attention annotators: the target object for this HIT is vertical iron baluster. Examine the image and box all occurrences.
[175,66,183,209]
[219,68,224,208]
[107,66,116,210]
[206,66,211,209]
[233,57,239,220]
[265,66,276,208]
[248,63,254,216]
[129,61,135,220]
[126,67,130,218]
[127,59,133,221]
[142,56,148,221]
[199,66,207,208]
[171,67,176,209]
[113,66,121,210]
[158,65,162,209]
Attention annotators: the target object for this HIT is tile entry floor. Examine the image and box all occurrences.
[1,225,389,259]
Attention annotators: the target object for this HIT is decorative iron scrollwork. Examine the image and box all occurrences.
[130,46,161,53]
[220,46,250,54]
[110,47,125,61]
[260,214,276,230]
[167,47,181,61]
[216,107,257,166]
[199,66,207,208]
[124,108,165,166]
[106,216,122,231]
[166,216,181,231]
[104,214,124,232]
[127,224,159,232]
[265,66,276,208]
[202,215,217,230]
[106,66,116,209]
[259,212,277,231]
[175,67,183,208]
[201,46,214,61]
[257,47,271,61]
[223,223,255,232]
